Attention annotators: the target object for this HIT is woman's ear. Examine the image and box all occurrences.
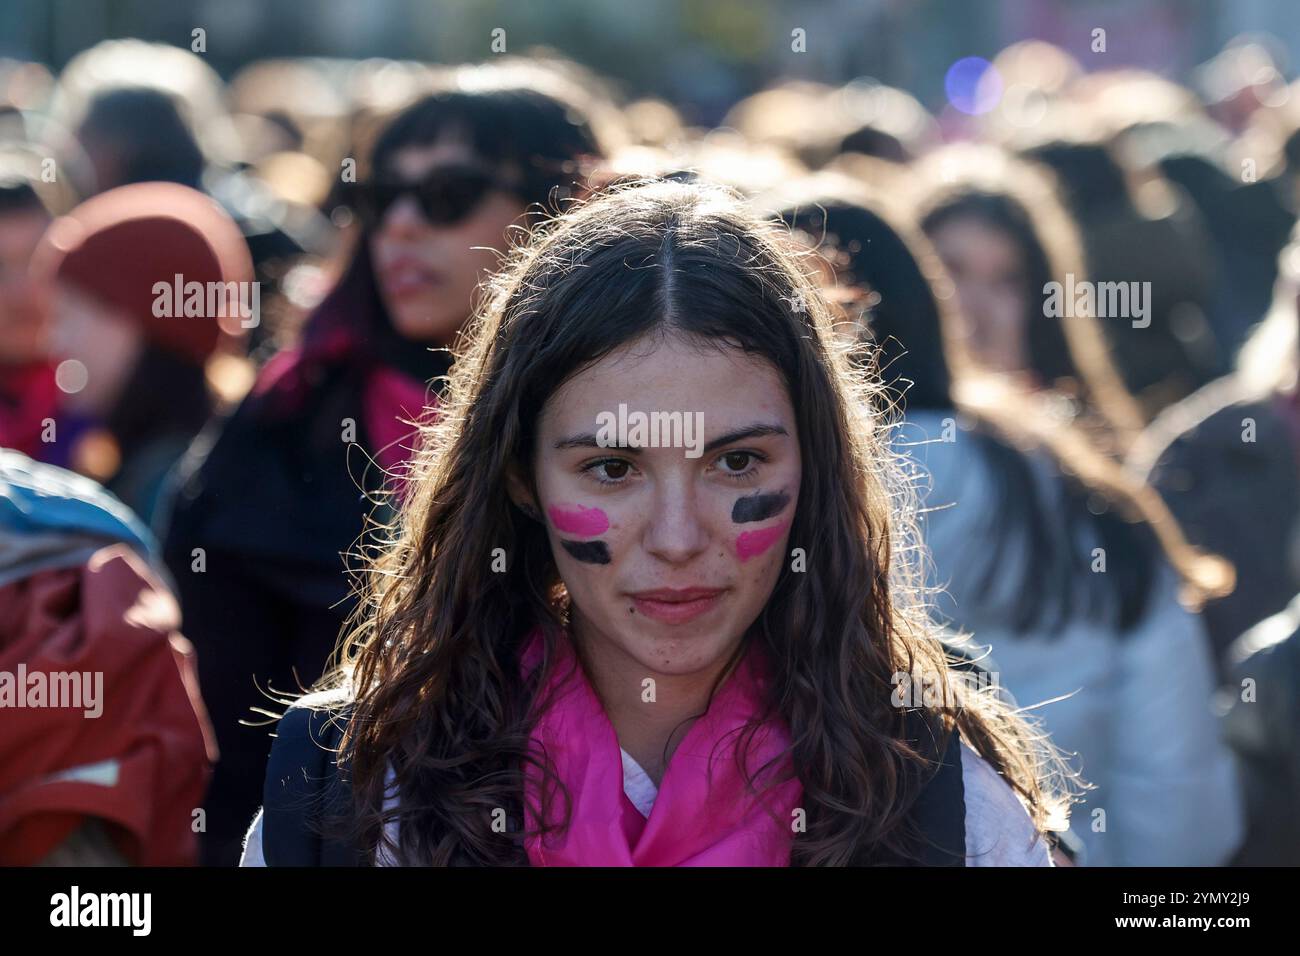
[505,464,543,522]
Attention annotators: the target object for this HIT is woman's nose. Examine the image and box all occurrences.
[643,477,711,565]
[379,195,429,238]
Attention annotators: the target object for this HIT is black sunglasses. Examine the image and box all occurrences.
[357,164,524,226]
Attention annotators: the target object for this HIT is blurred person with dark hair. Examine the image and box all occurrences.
[723,79,937,170]
[51,39,231,192]
[1129,226,1300,677]
[70,85,310,338]
[1021,134,1228,412]
[0,449,215,865]
[76,87,207,192]
[1112,114,1294,377]
[159,62,605,866]
[0,159,54,462]
[599,132,809,201]
[911,145,1147,453]
[55,42,313,355]
[771,174,1243,866]
[833,80,939,166]
[1178,87,1300,361]
[29,182,253,526]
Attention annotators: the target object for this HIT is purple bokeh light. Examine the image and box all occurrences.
[945,56,1003,115]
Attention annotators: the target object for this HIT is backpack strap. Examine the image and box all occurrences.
[902,710,967,866]
[262,703,362,866]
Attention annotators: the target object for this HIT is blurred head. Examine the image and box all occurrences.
[835,81,938,165]
[75,87,206,193]
[913,146,1123,393]
[31,182,251,418]
[723,81,937,171]
[643,133,810,198]
[0,173,52,367]
[721,81,837,161]
[914,145,1152,447]
[356,66,603,345]
[54,38,230,195]
[921,194,1037,376]
[1197,38,1287,133]
[1020,139,1134,219]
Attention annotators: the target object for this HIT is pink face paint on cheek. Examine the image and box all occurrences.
[547,504,610,537]
[735,519,791,562]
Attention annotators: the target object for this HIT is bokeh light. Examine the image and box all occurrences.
[945,56,1003,115]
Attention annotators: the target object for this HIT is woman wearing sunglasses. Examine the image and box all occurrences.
[158,60,606,866]
[241,179,1068,867]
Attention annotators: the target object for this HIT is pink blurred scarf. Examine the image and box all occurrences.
[363,366,433,487]
[520,627,803,866]
[0,364,59,462]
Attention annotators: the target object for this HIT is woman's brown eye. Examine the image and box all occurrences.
[722,452,751,472]
[603,460,630,480]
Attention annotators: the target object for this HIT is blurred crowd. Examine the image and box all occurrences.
[2,34,1299,866]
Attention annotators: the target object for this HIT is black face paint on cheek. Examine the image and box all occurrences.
[732,490,791,524]
[561,540,611,565]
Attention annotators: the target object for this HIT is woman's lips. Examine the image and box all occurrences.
[628,587,726,625]
[378,257,441,299]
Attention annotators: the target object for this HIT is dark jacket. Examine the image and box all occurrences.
[156,362,379,867]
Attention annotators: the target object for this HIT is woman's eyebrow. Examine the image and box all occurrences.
[553,422,788,452]
[554,432,639,451]
[704,423,789,452]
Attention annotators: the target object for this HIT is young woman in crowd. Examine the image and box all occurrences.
[910,144,1148,455]
[241,179,1070,867]
[769,173,1243,865]
[160,61,606,865]
[30,181,252,526]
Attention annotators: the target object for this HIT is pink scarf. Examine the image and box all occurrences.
[363,365,434,489]
[520,628,803,866]
[0,363,59,462]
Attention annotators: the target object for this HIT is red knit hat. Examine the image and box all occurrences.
[31,182,254,365]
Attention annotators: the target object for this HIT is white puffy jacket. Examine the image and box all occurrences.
[895,410,1244,866]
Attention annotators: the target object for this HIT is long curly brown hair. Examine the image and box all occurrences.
[321,178,1073,866]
